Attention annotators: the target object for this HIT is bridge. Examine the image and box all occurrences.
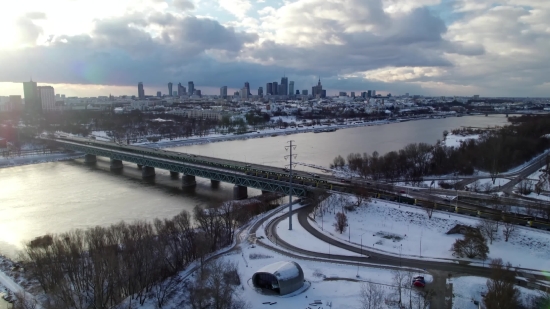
[47,136,333,199]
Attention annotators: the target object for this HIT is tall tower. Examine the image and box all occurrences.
[178,83,185,96]
[138,82,145,99]
[245,82,250,95]
[168,82,173,96]
[289,81,294,98]
[23,79,41,113]
[272,82,278,95]
[281,77,288,96]
[188,81,195,96]
[38,86,55,111]
[266,83,273,95]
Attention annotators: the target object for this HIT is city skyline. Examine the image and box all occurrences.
[0,0,549,97]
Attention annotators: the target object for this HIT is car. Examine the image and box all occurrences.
[314,175,320,178]
[340,179,350,183]
[245,164,251,167]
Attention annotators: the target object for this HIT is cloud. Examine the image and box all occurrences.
[15,16,43,45]
[173,0,195,10]
[25,12,47,20]
[219,0,252,18]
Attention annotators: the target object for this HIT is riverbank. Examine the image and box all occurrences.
[0,152,84,169]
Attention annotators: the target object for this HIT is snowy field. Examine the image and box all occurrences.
[443,134,479,148]
[311,196,550,271]
[450,276,541,309]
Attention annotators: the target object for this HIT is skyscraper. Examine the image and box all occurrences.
[280,77,288,96]
[245,82,250,95]
[220,86,228,98]
[178,83,185,96]
[312,78,323,98]
[168,82,173,96]
[367,90,372,98]
[38,86,55,111]
[266,83,273,95]
[157,91,161,97]
[138,82,145,99]
[188,81,195,96]
[23,79,41,113]
[288,81,294,97]
[258,87,263,96]
[351,92,355,98]
[296,90,300,95]
[272,82,278,95]
[372,90,376,97]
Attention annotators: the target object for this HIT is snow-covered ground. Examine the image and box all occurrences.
[450,276,541,309]
[443,134,479,148]
[0,153,83,168]
[311,196,550,271]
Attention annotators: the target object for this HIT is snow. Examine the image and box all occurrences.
[443,134,479,148]
[255,261,300,280]
[450,276,541,309]
[0,153,84,168]
[471,178,510,188]
[311,196,550,271]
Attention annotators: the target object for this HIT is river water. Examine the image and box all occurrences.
[0,115,508,257]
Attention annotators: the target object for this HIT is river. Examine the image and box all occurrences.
[0,115,508,257]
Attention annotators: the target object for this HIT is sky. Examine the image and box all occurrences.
[0,0,549,97]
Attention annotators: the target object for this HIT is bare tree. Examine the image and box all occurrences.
[502,221,516,242]
[12,292,39,309]
[470,180,481,193]
[416,289,436,309]
[477,218,498,244]
[391,270,407,305]
[482,182,493,193]
[360,282,385,309]
[333,212,348,234]
[484,258,520,309]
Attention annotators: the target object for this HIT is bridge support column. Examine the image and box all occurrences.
[233,185,248,200]
[261,190,270,195]
[182,175,196,188]
[142,166,156,178]
[137,164,143,169]
[110,159,123,171]
[211,180,220,188]
[170,171,179,178]
[84,154,97,164]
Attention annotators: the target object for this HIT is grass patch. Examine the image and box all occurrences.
[375,231,404,242]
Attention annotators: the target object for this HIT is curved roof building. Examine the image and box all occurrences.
[252,261,304,295]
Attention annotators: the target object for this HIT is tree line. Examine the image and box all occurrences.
[332,115,550,182]
[19,201,271,309]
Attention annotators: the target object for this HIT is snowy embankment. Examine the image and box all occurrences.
[443,133,480,148]
[311,196,550,271]
[0,153,83,168]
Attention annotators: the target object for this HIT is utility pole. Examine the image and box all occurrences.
[285,140,297,230]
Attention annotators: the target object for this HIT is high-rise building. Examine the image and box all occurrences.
[168,82,173,96]
[312,78,323,98]
[258,87,263,96]
[272,82,278,95]
[339,91,347,97]
[321,90,326,98]
[23,79,41,113]
[157,91,161,97]
[278,84,283,95]
[173,91,178,96]
[351,92,355,98]
[38,86,55,111]
[302,90,308,95]
[240,87,249,99]
[289,81,294,97]
[220,86,228,98]
[195,90,202,97]
[367,90,372,98]
[266,83,273,95]
[361,92,367,98]
[188,81,195,96]
[138,82,145,98]
[178,83,185,96]
[372,90,376,97]
[245,82,250,95]
[280,77,288,96]
[296,90,300,95]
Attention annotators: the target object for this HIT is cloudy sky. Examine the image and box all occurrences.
[0,0,548,97]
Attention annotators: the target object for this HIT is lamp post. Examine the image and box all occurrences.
[360,232,368,256]
[400,244,403,267]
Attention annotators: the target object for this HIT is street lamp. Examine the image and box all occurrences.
[360,232,368,256]
[400,244,403,267]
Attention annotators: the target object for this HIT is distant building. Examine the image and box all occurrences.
[23,79,41,113]
[367,90,372,98]
[266,83,273,95]
[138,82,145,99]
[302,90,308,95]
[272,82,278,95]
[321,90,326,98]
[173,91,178,96]
[339,91,347,97]
[220,86,228,98]
[473,95,480,99]
[157,91,161,97]
[288,81,294,97]
[38,86,55,111]
[312,78,323,98]
[168,82,173,96]
[351,92,355,98]
[296,90,300,95]
[241,87,249,99]
[245,82,251,95]
[178,83,185,96]
[195,90,202,97]
[372,90,376,97]
[280,77,288,96]
[361,92,367,98]
[258,86,263,96]
[188,81,195,96]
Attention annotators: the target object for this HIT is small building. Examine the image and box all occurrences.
[252,261,304,295]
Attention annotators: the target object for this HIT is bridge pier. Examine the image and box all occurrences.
[142,166,156,178]
[84,154,97,164]
[182,175,197,188]
[261,190,270,195]
[170,171,179,178]
[233,185,248,200]
[137,164,143,169]
[211,180,220,188]
[110,159,123,171]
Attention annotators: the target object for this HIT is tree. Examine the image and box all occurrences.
[391,270,407,305]
[502,221,516,242]
[477,218,498,245]
[451,228,489,259]
[443,130,449,139]
[470,180,481,193]
[482,182,493,193]
[484,258,520,309]
[333,212,348,234]
[360,282,385,309]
